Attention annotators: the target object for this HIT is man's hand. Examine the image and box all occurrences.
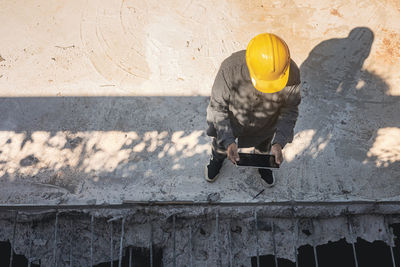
[271,143,283,165]
[227,143,240,164]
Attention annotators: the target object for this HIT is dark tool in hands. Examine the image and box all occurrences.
[236,153,280,169]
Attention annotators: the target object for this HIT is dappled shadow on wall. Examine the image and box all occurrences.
[0,96,210,193]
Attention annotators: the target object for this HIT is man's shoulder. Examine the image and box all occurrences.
[221,50,246,69]
[287,59,301,86]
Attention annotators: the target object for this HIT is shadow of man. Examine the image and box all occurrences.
[295,27,400,197]
[302,27,374,97]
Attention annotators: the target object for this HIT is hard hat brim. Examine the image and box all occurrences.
[250,61,290,93]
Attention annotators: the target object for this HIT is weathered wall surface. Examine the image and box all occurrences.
[0,0,399,205]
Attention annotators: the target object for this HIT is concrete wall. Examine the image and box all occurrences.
[0,0,399,207]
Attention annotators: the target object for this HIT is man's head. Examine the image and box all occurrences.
[246,33,290,93]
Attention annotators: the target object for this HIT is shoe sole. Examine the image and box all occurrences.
[262,179,275,188]
[205,166,219,183]
[259,175,275,188]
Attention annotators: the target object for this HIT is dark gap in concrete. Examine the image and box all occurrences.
[298,244,316,267]
[251,236,399,267]
[355,238,393,267]
[251,254,295,267]
[391,223,400,267]
[0,241,40,266]
[93,245,163,267]
[316,238,354,267]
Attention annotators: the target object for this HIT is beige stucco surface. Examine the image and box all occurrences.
[0,0,399,205]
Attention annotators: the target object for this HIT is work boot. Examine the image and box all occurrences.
[258,168,275,187]
[205,157,224,182]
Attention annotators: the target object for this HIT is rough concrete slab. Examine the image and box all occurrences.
[0,210,399,266]
[0,0,399,206]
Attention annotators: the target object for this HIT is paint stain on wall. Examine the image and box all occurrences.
[377,28,400,64]
[330,9,342,17]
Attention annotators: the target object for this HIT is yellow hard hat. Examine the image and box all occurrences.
[246,33,290,93]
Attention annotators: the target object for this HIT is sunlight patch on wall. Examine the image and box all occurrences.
[365,127,400,167]
[284,129,315,162]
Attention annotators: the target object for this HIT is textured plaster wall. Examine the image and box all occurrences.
[0,0,399,205]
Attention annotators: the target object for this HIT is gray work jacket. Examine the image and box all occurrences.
[206,50,301,149]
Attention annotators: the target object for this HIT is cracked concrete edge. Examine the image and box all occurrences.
[0,210,399,265]
[2,201,400,220]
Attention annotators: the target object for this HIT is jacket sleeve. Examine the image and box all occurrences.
[272,84,301,148]
[208,66,236,149]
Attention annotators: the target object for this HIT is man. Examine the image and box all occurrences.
[205,33,301,187]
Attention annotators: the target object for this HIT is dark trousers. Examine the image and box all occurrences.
[211,136,273,161]
[207,122,273,160]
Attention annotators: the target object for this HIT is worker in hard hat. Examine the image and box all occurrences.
[205,33,301,187]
